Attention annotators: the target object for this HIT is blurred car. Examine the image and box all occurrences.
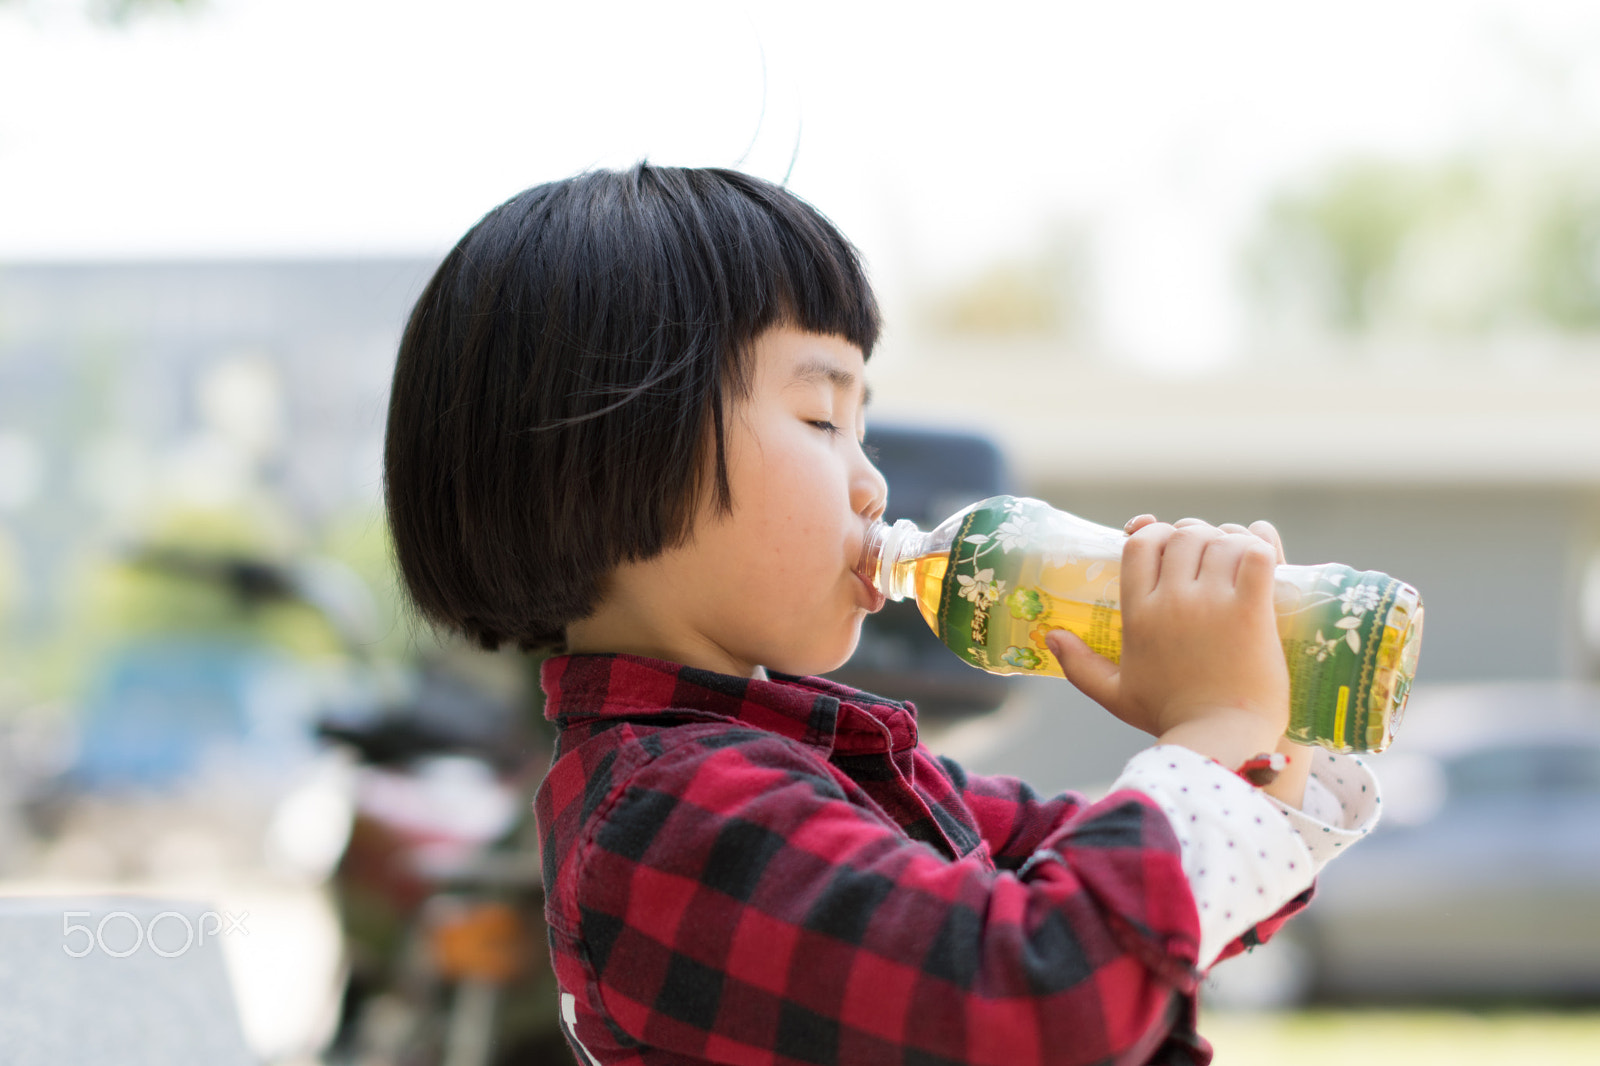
[1206,681,1600,1008]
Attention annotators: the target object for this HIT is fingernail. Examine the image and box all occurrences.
[1046,629,1078,656]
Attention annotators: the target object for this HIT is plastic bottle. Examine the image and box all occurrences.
[856,495,1424,753]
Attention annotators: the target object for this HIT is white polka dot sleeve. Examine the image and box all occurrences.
[1260,748,1382,874]
[1110,745,1315,970]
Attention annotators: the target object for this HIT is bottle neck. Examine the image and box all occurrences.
[857,518,924,601]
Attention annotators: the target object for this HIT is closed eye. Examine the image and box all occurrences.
[811,420,878,463]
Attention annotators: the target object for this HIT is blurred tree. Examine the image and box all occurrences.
[1247,161,1431,333]
[1245,150,1600,344]
[919,223,1094,341]
[0,0,202,26]
[42,500,345,707]
[315,501,453,663]
[0,523,20,643]
[1527,182,1600,331]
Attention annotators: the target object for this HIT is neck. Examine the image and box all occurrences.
[565,577,762,680]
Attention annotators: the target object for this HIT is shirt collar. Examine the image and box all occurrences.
[541,652,919,756]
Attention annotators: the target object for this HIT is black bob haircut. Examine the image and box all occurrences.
[384,163,881,653]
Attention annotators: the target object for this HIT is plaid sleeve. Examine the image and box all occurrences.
[936,748,1324,973]
[929,752,1097,871]
[558,727,1208,1066]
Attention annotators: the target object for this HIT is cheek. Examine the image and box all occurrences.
[715,420,855,612]
[731,476,849,610]
[740,434,842,531]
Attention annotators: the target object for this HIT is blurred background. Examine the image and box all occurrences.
[2,1,1599,1064]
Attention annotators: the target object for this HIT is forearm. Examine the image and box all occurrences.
[1153,714,1311,809]
[1262,735,1311,808]
[1155,710,1280,780]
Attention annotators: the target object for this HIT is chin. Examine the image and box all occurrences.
[765,622,863,678]
[811,627,867,677]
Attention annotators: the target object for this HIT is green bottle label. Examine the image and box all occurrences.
[934,497,1123,673]
[1277,565,1413,752]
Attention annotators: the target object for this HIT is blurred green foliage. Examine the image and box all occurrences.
[921,224,1093,339]
[1528,183,1600,330]
[1203,1008,1600,1066]
[1246,150,1600,340]
[6,496,454,712]
[0,529,18,627]
[61,504,342,681]
[0,0,203,26]
[315,501,451,663]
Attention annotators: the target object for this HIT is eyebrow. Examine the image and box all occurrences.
[790,358,873,407]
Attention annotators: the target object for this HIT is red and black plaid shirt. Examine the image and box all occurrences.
[534,653,1307,1065]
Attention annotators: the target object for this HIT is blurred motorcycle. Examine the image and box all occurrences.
[315,648,567,1066]
[14,542,567,1065]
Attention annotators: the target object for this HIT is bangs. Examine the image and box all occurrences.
[668,166,881,364]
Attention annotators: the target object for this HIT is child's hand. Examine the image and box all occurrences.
[1046,516,1291,771]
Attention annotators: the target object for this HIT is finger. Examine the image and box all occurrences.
[1123,513,1158,535]
[1046,630,1121,711]
[1218,523,1250,536]
[1158,521,1218,586]
[1173,516,1210,528]
[1248,519,1287,564]
[1122,521,1175,600]
[1197,531,1260,591]
[1235,536,1279,601]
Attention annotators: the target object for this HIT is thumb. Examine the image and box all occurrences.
[1046,629,1122,711]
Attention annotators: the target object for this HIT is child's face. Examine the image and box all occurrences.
[577,326,888,678]
[683,326,888,676]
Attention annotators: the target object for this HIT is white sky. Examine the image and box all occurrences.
[5,0,1600,368]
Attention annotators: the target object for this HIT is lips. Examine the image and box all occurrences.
[855,570,887,613]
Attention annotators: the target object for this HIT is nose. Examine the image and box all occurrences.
[852,443,888,522]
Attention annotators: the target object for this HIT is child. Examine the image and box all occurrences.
[383,164,1379,1065]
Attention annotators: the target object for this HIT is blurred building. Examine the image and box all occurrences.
[0,259,437,642]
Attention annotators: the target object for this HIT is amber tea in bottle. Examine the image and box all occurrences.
[856,495,1424,753]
